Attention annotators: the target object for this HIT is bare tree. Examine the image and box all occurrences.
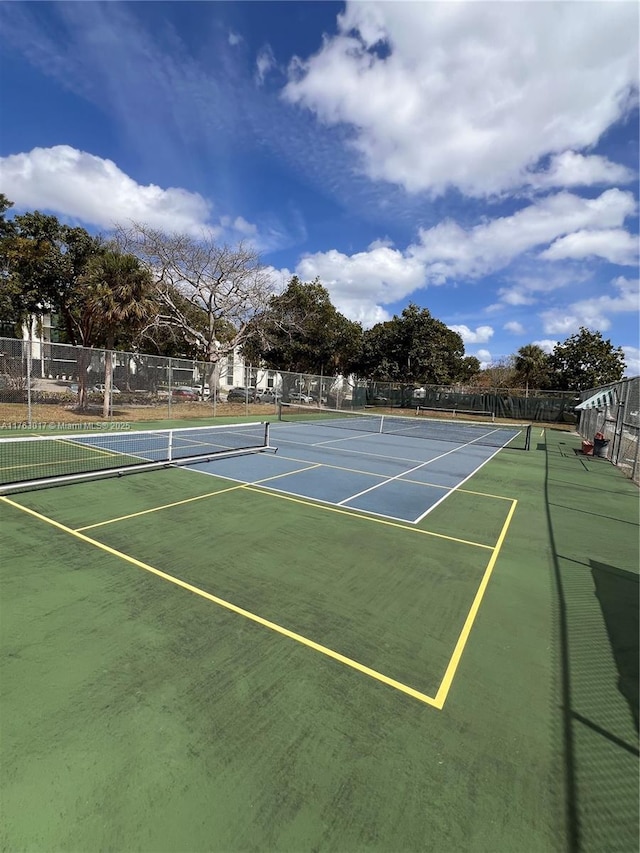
[116,223,274,393]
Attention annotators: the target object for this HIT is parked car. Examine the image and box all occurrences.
[92,384,121,394]
[226,387,258,403]
[172,386,199,400]
[288,392,313,403]
[257,389,281,404]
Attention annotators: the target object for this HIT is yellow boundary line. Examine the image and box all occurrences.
[73,474,494,550]
[433,498,518,707]
[1,495,440,708]
[75,464,322,531]
[0,492,519,710]
[244,485,494,550]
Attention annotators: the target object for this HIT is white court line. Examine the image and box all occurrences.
[182,453,421,524]
[270,430,429,466]
[312,431,378,448]
[337,428,502,507]
[182,423,511,524]
[271,421,374,449]
[248,481,424,526]
[413,443,506,523]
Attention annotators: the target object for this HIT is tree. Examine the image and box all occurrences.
[0,195,19,334]
[242,276,363,389]
[116,223,273,395]
[457,356,482,384]
[359,304,467,385]
[471,356,517,390]
[136,285,235,359]
[514,344,550,393]
[79,250,157,416]
[548,327,625,391]
[0,209,103,342]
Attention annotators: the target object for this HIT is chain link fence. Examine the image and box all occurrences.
[0,337,355,424]
[577,377,639,484]
[1,336,580,428]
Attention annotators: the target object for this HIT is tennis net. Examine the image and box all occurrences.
[278,404,531,450]
[0,422,271,492]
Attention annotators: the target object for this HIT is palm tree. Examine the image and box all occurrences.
[515,344,549,396]
[82,251,157,417]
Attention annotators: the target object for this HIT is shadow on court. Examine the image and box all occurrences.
[544,432,639,853]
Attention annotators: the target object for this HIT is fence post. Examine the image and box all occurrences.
[168,358,173,419]
[26,336,32,428]
[611,380,626,464]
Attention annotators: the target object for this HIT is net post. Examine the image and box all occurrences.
[168,429,174,462]
[264,421,270,447]
[379,415,384,434]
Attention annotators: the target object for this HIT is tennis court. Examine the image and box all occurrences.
[1,411,637,852]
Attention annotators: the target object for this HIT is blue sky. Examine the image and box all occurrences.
[1,1,638,373]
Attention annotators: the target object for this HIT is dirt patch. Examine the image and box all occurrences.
[0,400,280,428]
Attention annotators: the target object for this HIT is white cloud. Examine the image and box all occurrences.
[412,189,636,282]
[228,31,242,46]
[220,215,258,237]
[540,229,639,265]
[273,189,637,326]
[0,145,260,241]
[488,268,593,312]
[368,237,394,250]
[295,245,425,326]
[493,289,537,308]
[504,321,525,334]
[540,313,586,336]
[448,324,494,344]
[284,2,639,196]
[474,349,493,369]
[562,276,639,330]
[526,151,636,190]
[532,339,558,355]
[622,346,640,376]
[256,44,276,85]
[540,276,640,335]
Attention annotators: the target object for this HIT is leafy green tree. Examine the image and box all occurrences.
[0,195,20,334]
[79,250,157,415]
[514,344,550,393]
[242,276,363,393]
[0,209,102,342]
[359,304,466,385]
[0,193,13,229]
[548,327,625,391]
[457,356,482,384]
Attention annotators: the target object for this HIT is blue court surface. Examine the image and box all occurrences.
[185,419,520,524]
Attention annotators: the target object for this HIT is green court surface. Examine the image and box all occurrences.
[1,427,638,852]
